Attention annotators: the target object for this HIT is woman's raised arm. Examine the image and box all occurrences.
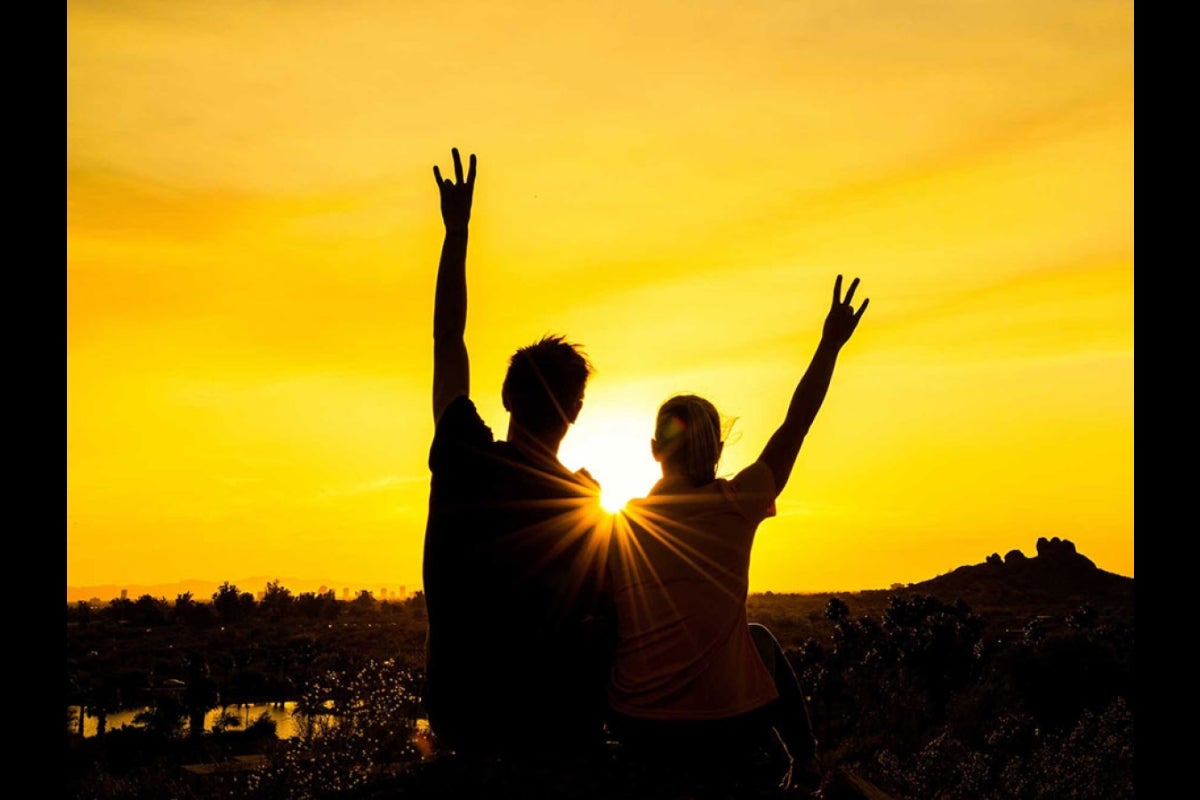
[756,275,869,495]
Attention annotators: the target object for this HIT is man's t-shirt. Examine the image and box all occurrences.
[422,395,613,755]
[608,461,780,720]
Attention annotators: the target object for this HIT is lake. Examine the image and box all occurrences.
[69,702,303,738]
[68,703,432,741]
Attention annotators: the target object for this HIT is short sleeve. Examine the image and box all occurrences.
[722,461,778,521]
[429,395,494,473]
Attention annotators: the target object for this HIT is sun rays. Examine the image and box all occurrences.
[614,500,751,605]
[453,444,747,632]
[557,410,663,514]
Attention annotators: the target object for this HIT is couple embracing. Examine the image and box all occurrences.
[421,148,868,793]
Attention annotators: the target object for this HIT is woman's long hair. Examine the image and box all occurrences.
[654,394,728,488]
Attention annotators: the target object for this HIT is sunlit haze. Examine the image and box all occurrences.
[67,0,1133,596]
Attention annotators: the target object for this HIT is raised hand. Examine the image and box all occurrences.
[433,147,477,233]
[431,148,476,421]
[822,274,869,348]
[757,274,871,493]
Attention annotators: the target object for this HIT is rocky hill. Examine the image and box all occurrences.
[851,536,1134,634]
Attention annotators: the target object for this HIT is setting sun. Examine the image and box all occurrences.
[559,411,663,513]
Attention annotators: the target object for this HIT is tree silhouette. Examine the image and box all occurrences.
[296,589,340,620]
[260,580,295,620]
[173,591,214,626]
[212,582,255,623]
[183,651,219,739]
[348,589,378,616]
[131,594,170,627]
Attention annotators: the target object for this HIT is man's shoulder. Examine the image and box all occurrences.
[430,396,498,473]
[572,466,602,494]
[434,395,494,444]
[499,446,601,500]
[437,394,483,426]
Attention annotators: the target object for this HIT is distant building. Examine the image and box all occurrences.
[120,589,128,601]
[380,587,389,600]
[397,586,406,601]
[342,588,350,601]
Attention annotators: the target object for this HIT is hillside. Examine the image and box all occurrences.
[745,536,1132,649]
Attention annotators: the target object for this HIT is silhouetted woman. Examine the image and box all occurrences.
[607,275,868,793]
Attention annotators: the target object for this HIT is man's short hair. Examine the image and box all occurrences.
[502,335,593,435]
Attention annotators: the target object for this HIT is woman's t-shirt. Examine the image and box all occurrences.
[608,461,780,720]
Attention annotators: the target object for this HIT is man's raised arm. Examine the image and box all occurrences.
[756,274,869,495]
[432,148,477,423]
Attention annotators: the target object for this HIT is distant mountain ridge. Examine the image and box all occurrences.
[66,575,411,604]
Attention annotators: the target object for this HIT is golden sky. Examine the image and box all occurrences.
[67,0,1133,594]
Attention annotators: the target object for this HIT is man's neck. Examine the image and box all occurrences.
[505,422,566,464]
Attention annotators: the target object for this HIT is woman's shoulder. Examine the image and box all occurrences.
[718,462,778,519]
[722,461,775,491]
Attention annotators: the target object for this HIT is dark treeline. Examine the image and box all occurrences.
[66,581,1133,800]
[67,580,425,629]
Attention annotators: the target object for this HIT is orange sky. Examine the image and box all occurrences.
[67,0,1133,594]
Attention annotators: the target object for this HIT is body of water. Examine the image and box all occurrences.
[68,704,431,742]
[68,702,303,739]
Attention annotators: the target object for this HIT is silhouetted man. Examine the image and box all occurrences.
[422,148,613,762]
